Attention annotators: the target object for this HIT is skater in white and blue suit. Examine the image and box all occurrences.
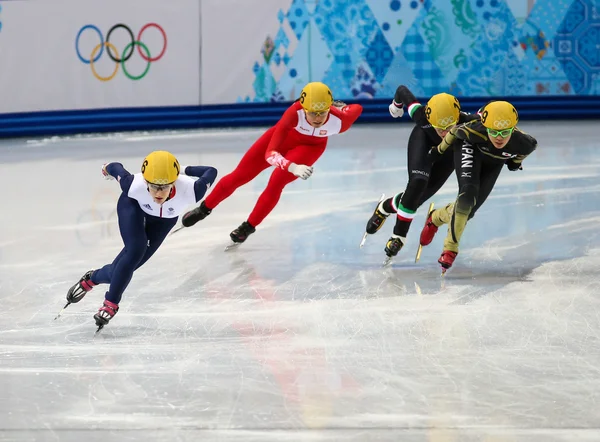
[63,151,217,331]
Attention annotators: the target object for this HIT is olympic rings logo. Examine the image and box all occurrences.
[75,23,167,81]
[493,119,512,129]
[310,101,330,111]
[435,115,456,127]
[149,178,172,185]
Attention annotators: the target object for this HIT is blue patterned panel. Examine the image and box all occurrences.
[252,64,277,102]
[555,0,600,94]
[366,0,423,52]
[579,25,600,67]
[380,50,421,98]
[419,1,477,88]
[275,27,291,50]
[402,20,447,95]
[241,0,599,101]
[286,0,311,41]
[277,20,334,99]
[350,62,379,98]
[526,0,576,41]
[314,0,380,68]
[365,29,394,83]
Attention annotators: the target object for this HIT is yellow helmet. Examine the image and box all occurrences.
[480,101,519,130]
[424,93,461,129]
[141,151,181,185]
[299,82,333,114]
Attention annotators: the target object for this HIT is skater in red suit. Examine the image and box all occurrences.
[181,81,363,244]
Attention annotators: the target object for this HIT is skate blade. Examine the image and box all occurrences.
[414,244,424,263]
[169,226,185,236]
[54,302,71,320]
[382,256,393,267]
[94,321,108,334]
[224,242,241,252]
[414,281,423,295]
[359,232,368,248]
[415,202,435,263]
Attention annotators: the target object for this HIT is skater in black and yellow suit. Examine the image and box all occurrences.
[362,85,478,263]
[419,100,538,272]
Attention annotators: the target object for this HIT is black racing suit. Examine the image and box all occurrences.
[430,119,538,253]
[383,85,478,239]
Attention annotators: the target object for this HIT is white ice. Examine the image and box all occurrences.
[0,121,599,441]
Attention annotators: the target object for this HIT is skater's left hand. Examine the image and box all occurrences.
[388,101,404,118]
[506,160,523,171]
[332,100,346,109]
[288,163,314,180]
[101,163,115,180]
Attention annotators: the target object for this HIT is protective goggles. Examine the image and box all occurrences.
[147,182,173,192]
[431,121,457,130]
[306,110,330,118]
[487,127,514,138]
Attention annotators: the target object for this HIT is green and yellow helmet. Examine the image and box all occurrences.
[480,101,519,130]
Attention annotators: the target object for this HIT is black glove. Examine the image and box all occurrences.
[428,147,443,163]
[506,160,523,171]
[332,100,347,108]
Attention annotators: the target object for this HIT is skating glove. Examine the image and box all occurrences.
[388,101,404,118]
[333,100,347,109]
[101,163,115,180]
[506,160,523,171]
[288,163,314,180]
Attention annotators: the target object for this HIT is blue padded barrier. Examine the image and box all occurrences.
[0,96,598,138]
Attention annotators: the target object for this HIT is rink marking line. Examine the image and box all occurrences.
[29,192,380,239]
[124,130,266,142]
[489,183,600,200]
[0,426,599,433]
[546,216,600,231]
[0,237,32,247]
[24,129,266,146]
[0,367,187,374]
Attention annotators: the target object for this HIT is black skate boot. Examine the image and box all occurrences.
[55,270,98,320]
[93,300,119,332]
[382,235,404,266]
[361,194,396,248]
[66,270,96,304]
[181,201,212,227]
[230,221,256,244]
[365,198,390,235]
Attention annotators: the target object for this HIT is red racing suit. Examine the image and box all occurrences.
[204,100,363,226]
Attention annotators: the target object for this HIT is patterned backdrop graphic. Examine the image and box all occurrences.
[239,0,600,102]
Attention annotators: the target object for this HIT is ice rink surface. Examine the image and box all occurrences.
[0,121,599,441]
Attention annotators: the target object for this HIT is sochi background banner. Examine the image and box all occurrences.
[201,0,600,104]
[0,0,599,138]
[0,0,200,113]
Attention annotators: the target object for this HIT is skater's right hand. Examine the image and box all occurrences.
[288,163,314,180]
[506,159,523,171]
[101,163,115,180]
[388,101,404,118]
